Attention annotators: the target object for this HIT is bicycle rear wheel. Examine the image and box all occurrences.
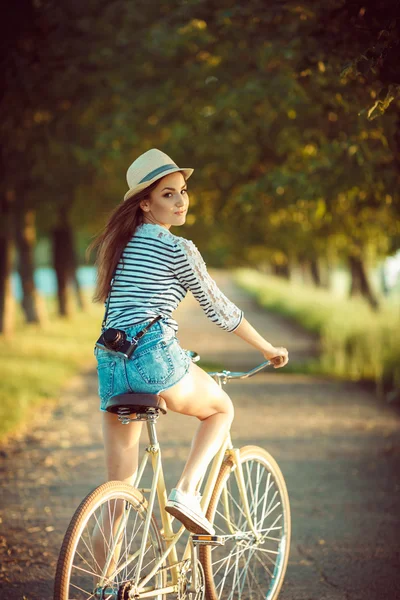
[54,481,165,600]
[200,446,290,600]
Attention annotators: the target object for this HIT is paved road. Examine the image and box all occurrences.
[0,274,399,599]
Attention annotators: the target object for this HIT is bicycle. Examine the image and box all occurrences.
[54,355,291,600]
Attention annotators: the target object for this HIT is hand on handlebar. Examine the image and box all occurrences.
[263,346,289,369]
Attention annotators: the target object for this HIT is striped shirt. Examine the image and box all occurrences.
[105,223,243,333]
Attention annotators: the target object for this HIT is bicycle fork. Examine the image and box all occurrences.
[212,378,260,540]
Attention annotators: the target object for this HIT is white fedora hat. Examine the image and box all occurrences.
[124,148,194,202]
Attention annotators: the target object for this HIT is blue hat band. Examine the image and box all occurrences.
[138,163,177,184]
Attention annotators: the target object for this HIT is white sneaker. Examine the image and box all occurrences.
[165,488,215,535]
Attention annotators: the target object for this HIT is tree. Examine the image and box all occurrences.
[1,0,399,331]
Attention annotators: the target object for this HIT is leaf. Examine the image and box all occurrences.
[367,84,399,120]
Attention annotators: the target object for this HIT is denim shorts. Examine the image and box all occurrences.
[94,319,192,412]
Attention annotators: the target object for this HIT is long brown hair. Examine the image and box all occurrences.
[86,180,161,303]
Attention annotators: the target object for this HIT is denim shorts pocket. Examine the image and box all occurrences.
[97,360,116,403]
[133,341,174,385]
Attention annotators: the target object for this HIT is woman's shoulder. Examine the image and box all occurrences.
[135,223,198,254]
[169,232,200,259]
[134,223,177,247]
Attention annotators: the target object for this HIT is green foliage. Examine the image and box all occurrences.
[235,269,400,394]
[2,0,400,285]
[320,0,400,118]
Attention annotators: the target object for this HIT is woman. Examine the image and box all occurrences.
[89,148,289,536]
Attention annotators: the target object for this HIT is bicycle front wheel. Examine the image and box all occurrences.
[200,446,291,600]
[54,481,165,600]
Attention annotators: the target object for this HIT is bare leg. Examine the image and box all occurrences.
[92,414,143,582]
[101,412,143,483]
[99,364,232,492]
[160,362,234,494]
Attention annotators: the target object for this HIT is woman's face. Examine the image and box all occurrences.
[140,171,189,229]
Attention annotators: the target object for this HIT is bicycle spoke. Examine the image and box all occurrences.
[253,549,276,575]
[56,484,165,600]
[258,525,282,533]
[254,475,273,522]
[260,535,281,542]
[253,462,261,525]
[78,531,102,576]
[227,549,241,600]
[212,543,248,577]
[216,544,249,599]
[92,509,111,557]
[257,473,272,530]
[244,460,259,521]
[117,503,133,582]
[237,549,252,599]
[116,505,141,581]
[224,485,248,524]
[69,579,98,598]
[237,546,259,597]
[72,563,103,578]
[260,513,283,542]
[201,451,290,600]
[255,546,279,559]
[244,558,267,597]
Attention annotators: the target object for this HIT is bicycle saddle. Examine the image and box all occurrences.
[105,393,167,415]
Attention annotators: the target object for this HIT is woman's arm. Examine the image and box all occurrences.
[233,317,289,369]
[174,238,243,332]
[173,238,288,368]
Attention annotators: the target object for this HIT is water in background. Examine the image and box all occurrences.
[12,266,97,301]
[11,258,400,302]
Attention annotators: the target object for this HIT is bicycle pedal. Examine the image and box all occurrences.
[191,534,225,546]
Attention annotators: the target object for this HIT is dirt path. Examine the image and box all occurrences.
[1,274,399,599]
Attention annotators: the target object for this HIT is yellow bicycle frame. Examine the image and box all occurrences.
[99,413,258,597]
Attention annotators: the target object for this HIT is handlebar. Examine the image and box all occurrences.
[185,350,272,385]
[207,360,272,384]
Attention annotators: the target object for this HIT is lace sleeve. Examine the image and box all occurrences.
[174,238,243,332]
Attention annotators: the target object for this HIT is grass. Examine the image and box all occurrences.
[235,269,400,397]
[0,294,103,441]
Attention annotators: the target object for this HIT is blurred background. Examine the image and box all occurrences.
[1,0,400,439]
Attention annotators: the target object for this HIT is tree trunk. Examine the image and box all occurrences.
[348,255,379,311]
[0,190,16,336]
[73,271,86,311]
[15,206,41,323]
[272,261,291,279]
[309,258,321,286]
[52,224,73,317]
[52,213,81,317]
[319,257,331,289]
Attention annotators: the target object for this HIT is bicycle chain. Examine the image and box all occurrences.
[118,581,133,600]
[178,559,205,600]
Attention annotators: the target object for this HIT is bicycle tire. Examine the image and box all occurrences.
[54,480,166,600]
[200,446,291,600]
